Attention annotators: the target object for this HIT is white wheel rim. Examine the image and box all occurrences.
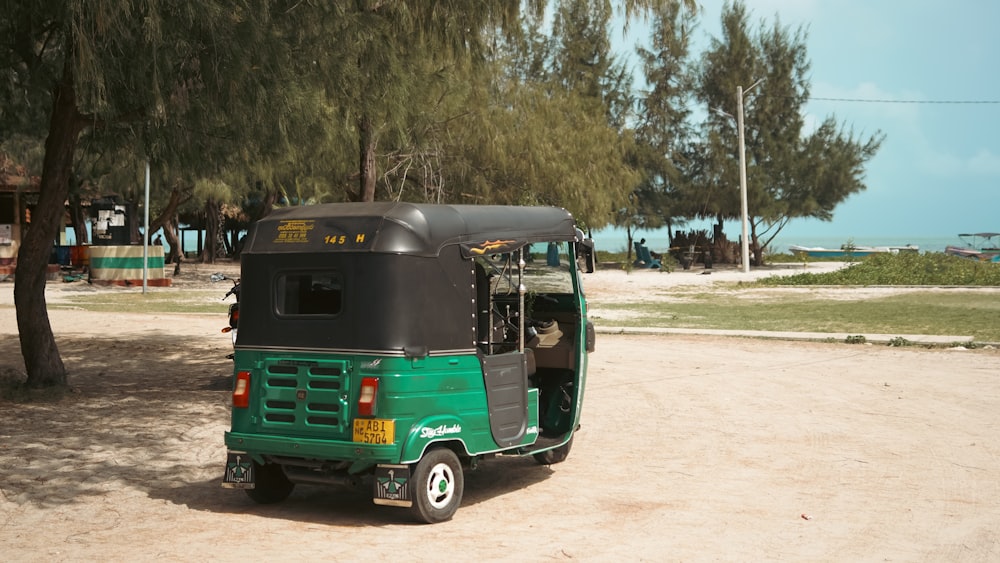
[424,462,455,509]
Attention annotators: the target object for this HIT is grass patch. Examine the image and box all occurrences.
[50,290,228,315]
[768,252,850,263]
[590,291,1000,342]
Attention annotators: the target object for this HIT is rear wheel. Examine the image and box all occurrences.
[533,436,574,465]
[244,462,294,504]
[410,448,464,524]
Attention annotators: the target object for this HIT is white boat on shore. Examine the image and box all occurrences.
[788,244,919,258]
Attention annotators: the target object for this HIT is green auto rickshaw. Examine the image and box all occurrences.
[222,202,595,523]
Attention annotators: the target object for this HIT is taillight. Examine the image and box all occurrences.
[358,376,379,416]
[229,306,239,328]
[233,370,251,408]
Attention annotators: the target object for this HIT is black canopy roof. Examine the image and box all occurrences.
[237,203,581,354]
[243,202,578,257]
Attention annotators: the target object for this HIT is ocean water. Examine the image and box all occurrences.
[590,228,964,255]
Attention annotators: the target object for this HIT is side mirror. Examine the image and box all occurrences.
[575,238,595,273]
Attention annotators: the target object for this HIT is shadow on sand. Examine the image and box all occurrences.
[0,332,553,525]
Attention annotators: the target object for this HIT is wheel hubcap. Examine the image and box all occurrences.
[426,462,454,509]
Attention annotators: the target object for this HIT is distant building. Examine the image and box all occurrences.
[0,164,40,269]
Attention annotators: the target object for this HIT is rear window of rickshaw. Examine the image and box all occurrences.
[275,271,343,316]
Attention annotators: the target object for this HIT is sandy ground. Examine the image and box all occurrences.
[1,263,999,561]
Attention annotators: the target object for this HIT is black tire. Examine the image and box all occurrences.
[244,462,294,504]
[410,448,464,524]
[533,436,574,465]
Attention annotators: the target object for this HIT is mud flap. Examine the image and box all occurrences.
[373,464,412,507]
[222,451,255,489]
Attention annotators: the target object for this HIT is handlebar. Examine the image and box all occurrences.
[211,272,241,301]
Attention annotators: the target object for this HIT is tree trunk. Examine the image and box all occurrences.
[625,224,635,264]
[14,57,84,389]
[215,204,227,259]
[229,226,240,256]
[169,214,182,275]
[127,200,141,244]
[255,189,278,221]
[359,114,377,202]
[202,198,220,264]
[712,222,725,264]
[751,223,764,266]
[68,183,90,245]
[163,215,181,262]
[149,185,191,265]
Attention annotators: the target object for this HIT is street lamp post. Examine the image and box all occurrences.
[736,78,763,274]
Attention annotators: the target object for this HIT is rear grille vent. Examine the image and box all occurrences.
[267,377,297,388]
[260,358,349,433]
[265,413,295,423]
[266,400,295,410]
[307,416,339,426]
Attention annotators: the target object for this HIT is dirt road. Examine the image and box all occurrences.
[1,271,999,561]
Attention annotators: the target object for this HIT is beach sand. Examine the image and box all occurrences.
[1,263,999,560]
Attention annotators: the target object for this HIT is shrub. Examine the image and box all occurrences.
[759,252,1000,286]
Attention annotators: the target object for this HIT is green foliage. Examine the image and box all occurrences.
[625,1,697,235]
[3,0,887,251]
[447,84,638,225]
[591,289,1000,342]
[759,252,1000,287]
[845,335,867,344]
[692,1,883,261]
[436,2,652,226]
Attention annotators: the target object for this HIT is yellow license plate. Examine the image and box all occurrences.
[352,418,395,445]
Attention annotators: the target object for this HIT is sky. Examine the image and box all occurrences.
[614,0,1000,241]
